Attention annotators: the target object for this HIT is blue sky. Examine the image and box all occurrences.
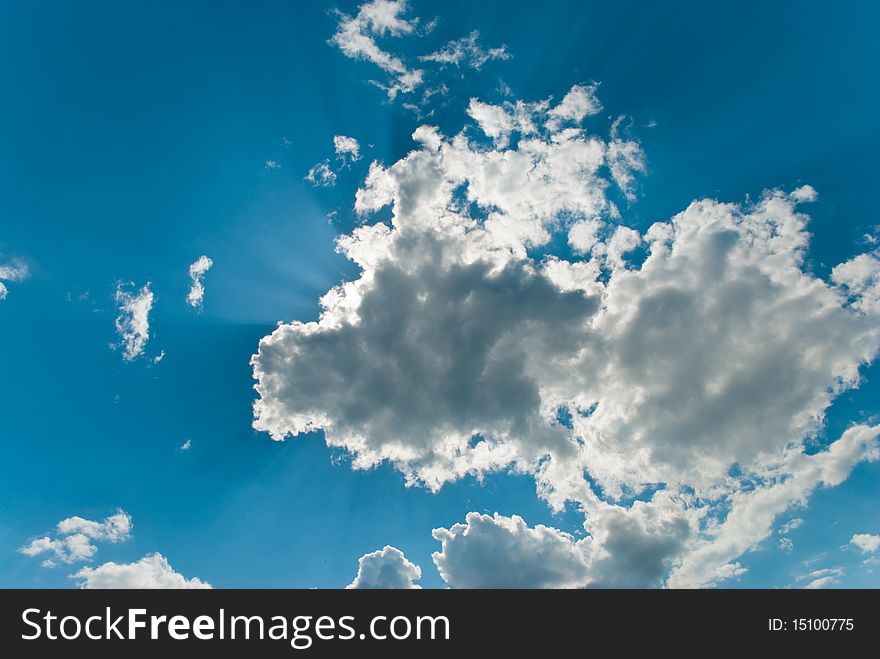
[1,0,879,589]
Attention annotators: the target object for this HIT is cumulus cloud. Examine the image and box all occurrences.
[851,533,880,554]
[186,255,213,310]
[432,513,590,588]
[72,553,211,589]
[253,82,880,588]
[306,160,337,187]
[420,30,510,70]
[19,510,132,566]
[114,282,154,361]
[329,0,423,99]
[347,546,421,589]
[334,135,362,164]
[0,258,29,300]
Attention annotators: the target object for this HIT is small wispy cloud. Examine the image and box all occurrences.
[0,258,29,301]
[306,160,337,187]
[186,255,213,310]
[264,160,281,170]
[113,282,154,361]
[333,135,362,164]
[420,30,510,70]
[779,518,805,535]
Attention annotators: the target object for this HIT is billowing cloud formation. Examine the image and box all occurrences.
[420,30,509,70]
[851,533,880,554]
[334,135,362,164]
[0,258,28,300]
[330,0,423,99]
[254,83,880,587]
[432,513,590,588]
[347,545,422,589]
[72,553,211,589]
[186,255,214,309]
[114,282,154,361]
[19,510,132,567]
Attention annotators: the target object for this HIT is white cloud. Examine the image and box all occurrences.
[265,160,281,170]
[432,513,590,588]
[114,282,154,361]
[420,30,510,70]
[334,135,362,164]
[306,160,337,187]
[851,533,880,554]
[347,546,421,589]
[56,510,132,542]
[179,439,192,452]
[568,218,603,255]
[607,116,646,200]
[20,534,97,565]
[778,537,794,552]
[546,83,602,132]
[19,510,132,566]
[798,567,843,589]
[71,553,211,589]
[329,0,423,99]
[832,251,880,314]
[252,83,880,588]
[779,518,805,535]
[0,258,29,300]
[186,255,214,310]
[804,576,837,589]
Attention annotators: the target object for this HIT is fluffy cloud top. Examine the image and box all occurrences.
[347,546,422,589]
[72,553,211,589]
[433,513,590,588]
[186,255,214,309]
[256,83,880,588]
[330,1,512,103]
[114,282,154,361]
[19,510,132,567]
[851,533,880,554]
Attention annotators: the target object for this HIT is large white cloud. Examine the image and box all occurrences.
[347,545,422,589]
[72,553,211,589]
[114,282,154,361]
[253,82,880,588]
[432,513,590,588]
